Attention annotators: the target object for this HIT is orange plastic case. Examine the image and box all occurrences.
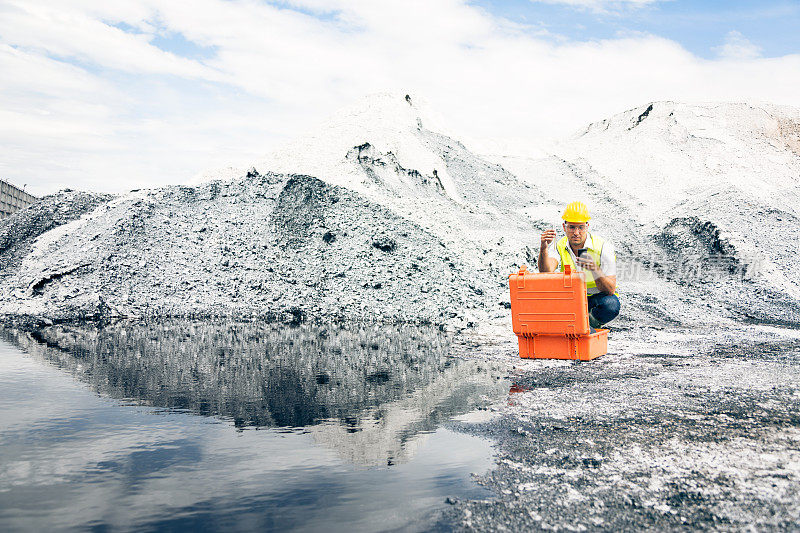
[509,265,608,361]
[515,330,608,360]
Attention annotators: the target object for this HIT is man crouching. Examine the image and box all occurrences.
[538,201,620,329]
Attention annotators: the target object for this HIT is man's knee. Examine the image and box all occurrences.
[603,294,620,315]
[592,294,620,322]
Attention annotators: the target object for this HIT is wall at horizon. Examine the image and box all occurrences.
[0,179,37,218]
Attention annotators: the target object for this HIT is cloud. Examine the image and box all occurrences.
[527,0,661,12]
[1,0,798,196]
[0,1,218,79]
[713,30,762,60]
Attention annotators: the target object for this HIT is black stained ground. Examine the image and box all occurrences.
[442,328,800,531]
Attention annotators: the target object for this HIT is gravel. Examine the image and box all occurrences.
[0,172,504,329]
[0,189,112,278]
[443,324,800,531]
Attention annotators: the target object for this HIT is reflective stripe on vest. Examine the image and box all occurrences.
[557,234,618,294]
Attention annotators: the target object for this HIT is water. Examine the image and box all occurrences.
[0,321,508,532]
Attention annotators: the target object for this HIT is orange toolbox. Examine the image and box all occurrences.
[509,265,608,361]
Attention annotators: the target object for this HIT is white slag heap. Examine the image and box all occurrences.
[2,95,800,331]
[496,101,800,327]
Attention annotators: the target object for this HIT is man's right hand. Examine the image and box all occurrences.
[540,229,556,249]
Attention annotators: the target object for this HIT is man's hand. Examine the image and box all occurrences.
[540,229,556,248]
[577,255,600,272]
[538,229,558,272]
[578,254,615,294]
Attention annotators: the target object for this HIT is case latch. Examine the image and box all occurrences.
[517,265,527,289]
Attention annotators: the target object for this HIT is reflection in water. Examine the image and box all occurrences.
[2,321,506,467]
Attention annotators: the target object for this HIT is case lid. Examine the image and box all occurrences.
[508,264,590,336]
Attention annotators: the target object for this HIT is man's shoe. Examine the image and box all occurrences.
[588,312,602,330]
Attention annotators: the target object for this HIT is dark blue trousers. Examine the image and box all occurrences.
[587,293,620,325]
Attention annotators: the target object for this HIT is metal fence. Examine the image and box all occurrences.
[0,179,37,218]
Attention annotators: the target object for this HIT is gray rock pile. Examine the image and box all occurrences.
[0,189,113,276]
[0,172,502,328]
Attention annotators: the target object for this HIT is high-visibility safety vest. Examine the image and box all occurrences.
[556,234,619,296]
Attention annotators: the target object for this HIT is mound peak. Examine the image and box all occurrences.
[577,101,800,147]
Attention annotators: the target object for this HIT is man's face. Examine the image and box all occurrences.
[563,221,588,246]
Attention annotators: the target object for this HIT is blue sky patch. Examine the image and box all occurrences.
[150,31,217,61]
[470,0,800,58]
[108,19,217,61]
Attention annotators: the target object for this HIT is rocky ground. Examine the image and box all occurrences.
[0,189,113,278]
[440,324,800,531]
[0,172,509,330]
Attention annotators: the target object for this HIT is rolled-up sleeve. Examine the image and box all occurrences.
[600,242,616,277]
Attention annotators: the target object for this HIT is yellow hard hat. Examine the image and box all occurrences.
[561,201,591,223]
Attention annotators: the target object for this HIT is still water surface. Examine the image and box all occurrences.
[0,322,508,531]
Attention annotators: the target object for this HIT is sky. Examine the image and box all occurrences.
[1,0,799,196]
